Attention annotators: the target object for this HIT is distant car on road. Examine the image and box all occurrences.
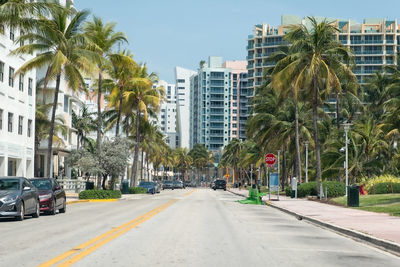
[213,179,226,191]
[30,178,66,215]
[0,177,40,221]
[163,180,174,190]
[173,180,184,189]
[139,181,157,194]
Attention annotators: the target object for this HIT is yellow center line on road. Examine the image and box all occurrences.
[38,199,177,267]
[184,189,196,196]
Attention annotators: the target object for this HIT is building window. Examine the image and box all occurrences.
[233,116,237,121]
[27,119,32,137]
[19,73,24,91]
[233,110,237,114]
[18,116,23,135]
[8,112,13,132]
[10,25,14,41]
[64,95,69,113]
[0,61,4,82]
[177,79,185,83]
[232,123,237,128]
[9,67,14,87]
[233,131,237,135]
[28,78,33,96]
[19,30,25,47]
[0,109,2,130]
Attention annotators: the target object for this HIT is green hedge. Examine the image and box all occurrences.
[79,190,121,199]
[129,187,147,194]
[368,182,400,194]
[284,181,345,198]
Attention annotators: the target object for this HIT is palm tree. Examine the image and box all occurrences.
[35,103,67,177]
[0,0,53,32]
[83,16,128,167]
[281,17,357,194]
[13,7,95,177]
[123,64,164,186]
[71,106,96,149]
[174,148,192,181]
[104,51,137,136]
[220,139,244,184]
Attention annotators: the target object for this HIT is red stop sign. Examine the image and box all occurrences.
[265,153,276,166]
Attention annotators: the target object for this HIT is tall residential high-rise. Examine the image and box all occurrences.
[155,80,178,149]
[221,61,248,140]
[175,66,196,149]
[0,21,36,177]
[247,15,400,108]
[190,57,247,153]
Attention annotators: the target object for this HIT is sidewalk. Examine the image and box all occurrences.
[229,188,400,255]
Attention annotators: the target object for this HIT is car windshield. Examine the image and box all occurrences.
[139,182,153,186]
[164,181,173,184]
[31,179,52,190]
[0,179,20,190]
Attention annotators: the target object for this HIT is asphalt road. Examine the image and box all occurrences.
[1,188,400,267]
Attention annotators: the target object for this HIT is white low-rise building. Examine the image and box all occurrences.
[0,25,36,177]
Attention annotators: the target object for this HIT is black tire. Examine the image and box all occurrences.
[214,188,216,191]
[224,189,226,191]
[16,202,24,221]
[32,200,40,218]
[59,198,66,213]
[48,199,56,215]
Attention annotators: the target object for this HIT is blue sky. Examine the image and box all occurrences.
[75,0,400,83]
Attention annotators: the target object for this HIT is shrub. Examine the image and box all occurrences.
[361,175,400,192]
[283,181,345,198]
[129,187,147,194]
[368,182,400,194]
[79,190,121,199]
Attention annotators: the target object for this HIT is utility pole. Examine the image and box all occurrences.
[304,141,309,183]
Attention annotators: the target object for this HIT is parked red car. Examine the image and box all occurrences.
[30,178,66,215]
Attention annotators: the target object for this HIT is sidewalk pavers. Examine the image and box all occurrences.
[229,188,400,256]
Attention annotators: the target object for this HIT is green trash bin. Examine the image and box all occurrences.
[85,181,94,190]
[347,184,359,207]
[121,180,130,194]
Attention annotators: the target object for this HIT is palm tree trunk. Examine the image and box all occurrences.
[282,143,287,188]
[313,74,322,196]
[115,85,123,137]
[77,134,80,150]
[97,71,103,189]
[146,154,150,181]
[336,92,340,130]
[131,108,140,186]
[46,74,61,178]
[140,149,144,181]
[294,100,301,183]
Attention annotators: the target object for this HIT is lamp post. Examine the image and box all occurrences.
[342,123,352,196]
[304,142,309,183]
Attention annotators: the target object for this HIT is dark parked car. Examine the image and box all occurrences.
[139,181,157,194]
[0,177,40,221]
[30,178,66,215]
[163,180,174,190]
[173,180,184,189]
[213,179,227,191]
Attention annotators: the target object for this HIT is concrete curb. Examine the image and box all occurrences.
[228,190,400,257]
[228,190,248,198]
[66,199,119,205]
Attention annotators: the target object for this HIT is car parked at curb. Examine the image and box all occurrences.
[173,180,184,189]
[139,181,158,194]
[30,178,66,215]
[163,180,174,190]
[0,177,40,221]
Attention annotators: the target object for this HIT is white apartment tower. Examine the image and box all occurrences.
[175,66,196,149]
[155,80,178,149]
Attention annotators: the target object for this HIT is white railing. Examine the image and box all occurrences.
[57,179,87,193]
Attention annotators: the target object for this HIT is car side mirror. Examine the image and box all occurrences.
[23,186,31,191]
